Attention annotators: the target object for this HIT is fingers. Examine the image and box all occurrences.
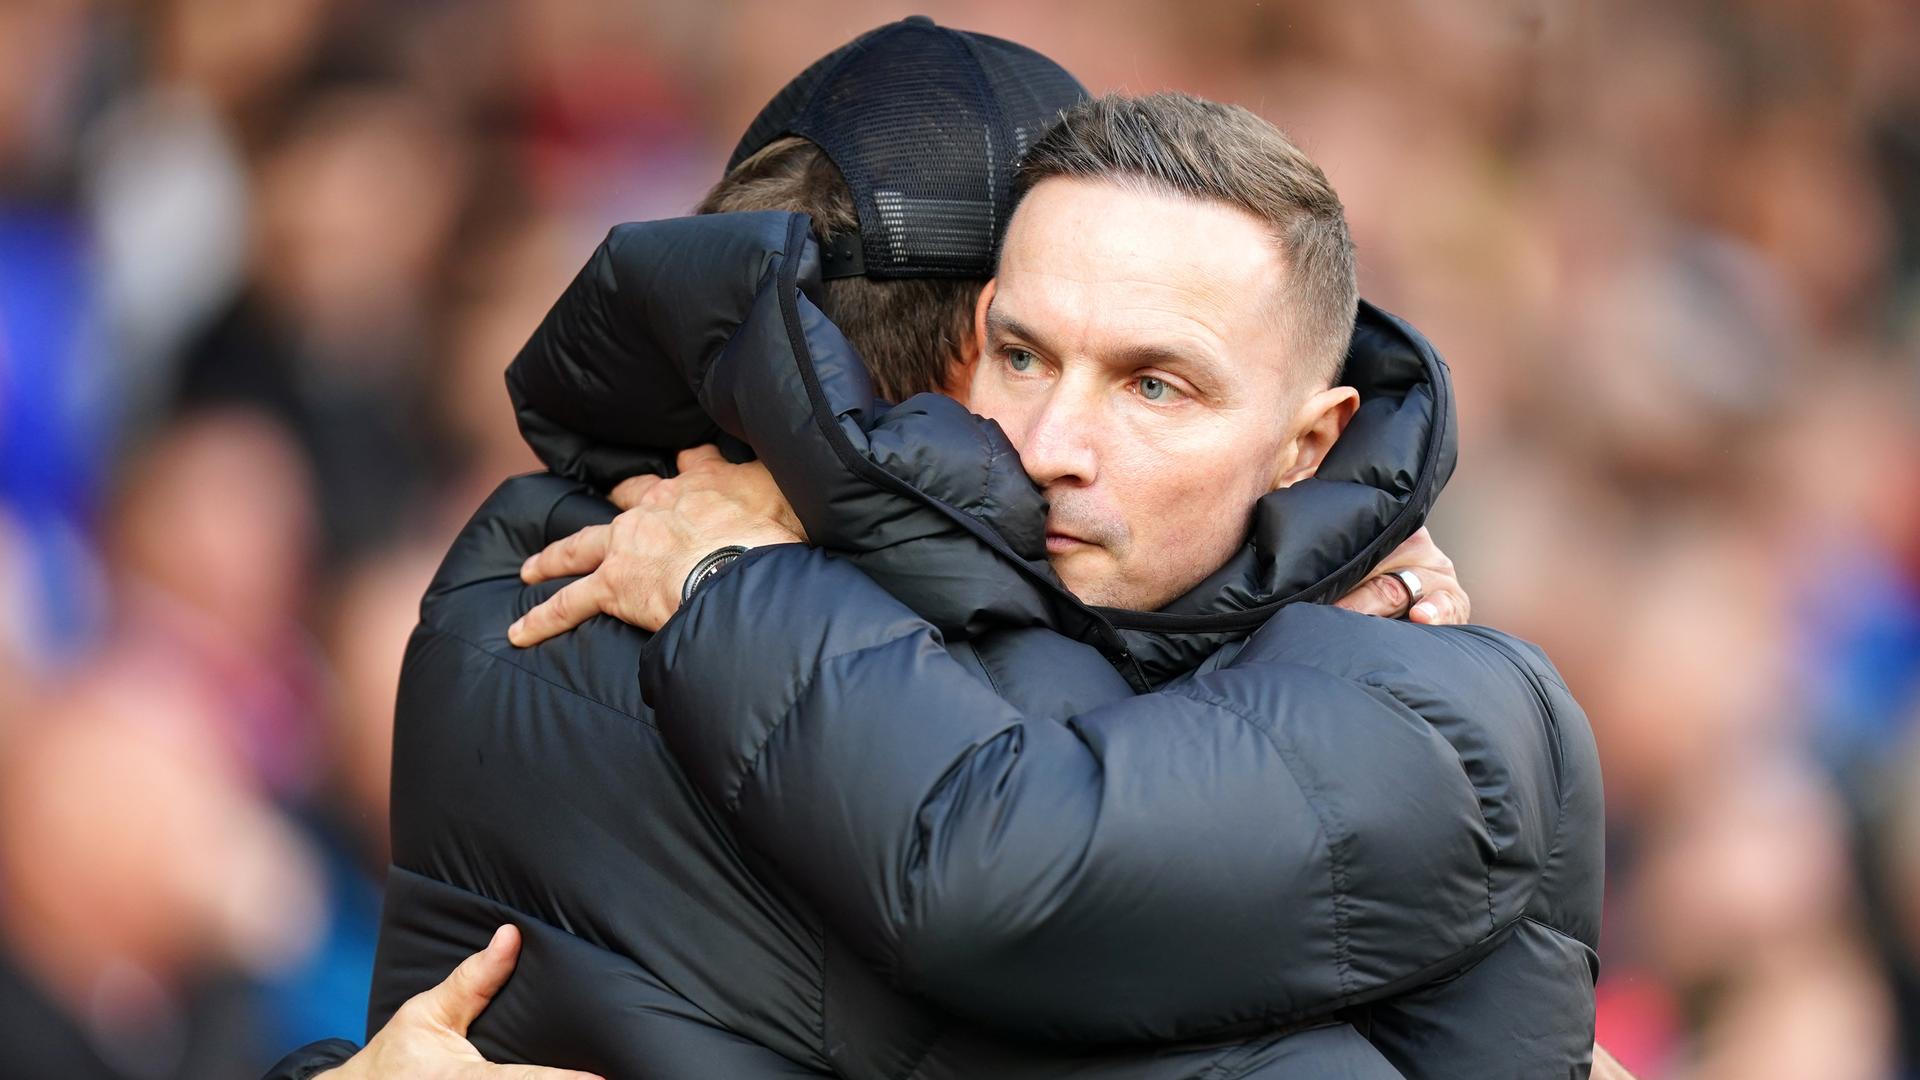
[521,526,610,585]
[509,575,607,648]
[1409,584,1470,626]
[418,925,520,1036]
[1333,571,1412,617]
[1409,593,1449,625]
[609,474,664,512]
[610,450,726,511]
[1360,526,1471,625]
[1334,572,1470,624]
[1334,569,1470,625]
[675,445,725,473]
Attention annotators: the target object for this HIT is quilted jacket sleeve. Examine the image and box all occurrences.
[643,546,1509,1044]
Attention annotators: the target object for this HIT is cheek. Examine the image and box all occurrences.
[1108,440,1265,557]
[1104,445,1200,532]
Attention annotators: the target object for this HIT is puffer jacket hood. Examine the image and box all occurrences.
[507,210,1456,686]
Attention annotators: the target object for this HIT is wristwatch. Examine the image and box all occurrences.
[681,545,750,605]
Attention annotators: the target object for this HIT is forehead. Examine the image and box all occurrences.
[994,177,1288,362]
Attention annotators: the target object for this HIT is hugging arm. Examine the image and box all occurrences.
[507,448,1473,648]
[642,545,1499,1044]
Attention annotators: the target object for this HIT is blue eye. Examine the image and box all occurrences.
[1006,349,1037,372]
[1138,376,1171,401]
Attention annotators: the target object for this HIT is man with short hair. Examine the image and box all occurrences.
[504,90,1603,1078]
[965,91,1365,612]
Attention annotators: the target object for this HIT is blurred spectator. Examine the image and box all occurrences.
[426,210,572,504]
[176,85,470,566]
[0,666,325,1079]
[102,410,323,795]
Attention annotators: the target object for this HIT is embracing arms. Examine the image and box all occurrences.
[631,542,1501,1042]
[505,447,1468,649]
[493,456,1493,1046]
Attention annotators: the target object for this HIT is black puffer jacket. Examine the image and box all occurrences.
[272,211,1601,1080]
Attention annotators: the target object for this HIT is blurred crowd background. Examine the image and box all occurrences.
[0,0,1916,1077]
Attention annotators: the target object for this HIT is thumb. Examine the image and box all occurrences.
[422,925,521,1035]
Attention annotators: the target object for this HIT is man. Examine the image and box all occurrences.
[266,21,1543,1080]
[503,93,1604,1075]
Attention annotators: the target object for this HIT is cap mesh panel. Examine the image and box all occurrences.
[728,17,1087,278]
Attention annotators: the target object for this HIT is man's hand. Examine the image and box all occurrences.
[1332,527,1469,624]
[610,445,805,540]
[325,925,601,1080]
[509,452,802,646]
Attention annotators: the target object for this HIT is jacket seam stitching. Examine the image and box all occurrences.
[812,919,831,1069]
[1173,687,1357,996]
[378,865,752,1042]
[1194,1036,1267,1080]
[415,620,658,728]
[1516,913,1587,947]
[418,478,592,613]
[1352,672,1499,938]
[970,643,1007,698]
[894,1027,946,1080]
[721,633,921,814]
[975,421,996,521]
[1459,627,1570,928]
[539,490,570,551]
[1516,913,1600,984]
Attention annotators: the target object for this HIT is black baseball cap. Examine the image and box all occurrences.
[728,15,1088,281]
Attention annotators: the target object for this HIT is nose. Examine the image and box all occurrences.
[1010,382,1099,490]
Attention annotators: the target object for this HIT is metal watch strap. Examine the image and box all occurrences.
[681,545,750,605]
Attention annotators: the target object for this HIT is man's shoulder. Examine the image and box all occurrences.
[1233,604,1574,719]
[1223,604,1601,885]
[1228,606,1593,784]
[423,473,615,612]
[402,472,650,722]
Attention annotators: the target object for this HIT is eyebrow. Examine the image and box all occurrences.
[985,299,1230,396]
[983,303,1049,353]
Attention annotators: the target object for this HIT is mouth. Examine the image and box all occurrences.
[1045,530,1092,555]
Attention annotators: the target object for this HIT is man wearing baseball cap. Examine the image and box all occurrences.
[269,18,1509,1080]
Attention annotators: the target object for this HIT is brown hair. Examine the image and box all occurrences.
[1013,93,1358,388]
[695,136,982,400]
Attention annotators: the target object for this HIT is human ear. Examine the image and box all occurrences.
[942,279,998,403]
[1272,385,1360,489]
